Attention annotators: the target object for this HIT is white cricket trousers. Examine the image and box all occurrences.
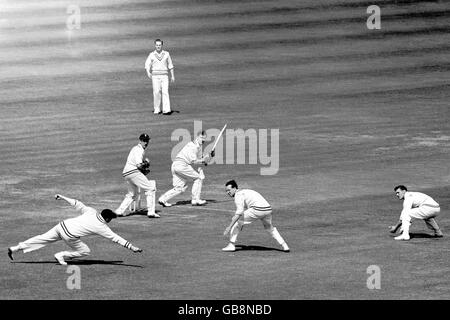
[152,75,170,113]
[229,208,287,247]
[159,160,204,202]
[400,204,441,235]
[116,172,156,215]
[16,224,90,259]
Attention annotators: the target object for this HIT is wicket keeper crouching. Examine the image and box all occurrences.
[116,133,159,218]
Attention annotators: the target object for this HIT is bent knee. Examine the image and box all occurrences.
[142,181,156,193]
[175,185,188,193]
[262,222,273,230]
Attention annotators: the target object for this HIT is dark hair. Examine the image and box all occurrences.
[154,39,163,44]
[101,209,117,220]
[225,180,238,189]
[394,185,407,191]
[139,133,150,142]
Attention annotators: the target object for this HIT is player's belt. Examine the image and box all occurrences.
[59,222,79,239]
[421,204,440,208]
[123,169,139,177]
[251,206,272,212]
[152,71,168,76]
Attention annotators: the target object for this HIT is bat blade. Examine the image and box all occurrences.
[211,124,227,151]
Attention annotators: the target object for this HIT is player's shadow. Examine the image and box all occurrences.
[162,110,180,115]
[12,260,143,268]
[120,209,162,217]
[173,199,218,206]
[409,232,441,239]
[235,245,286,252]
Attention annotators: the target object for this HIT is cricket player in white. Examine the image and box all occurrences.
[390,185,443,241]
[116,133,159,218]
[145,39,175,115]
[158,131,212,207]
[7,194,142,265]
[222,180,290,252]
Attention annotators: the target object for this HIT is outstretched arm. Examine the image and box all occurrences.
[223,198,244,236]
[223,214,241,236]
[99,226,143,253]
[55,194,77,206]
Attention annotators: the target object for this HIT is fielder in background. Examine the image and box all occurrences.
[390,185,444,241]
[145,38,175,115]
[222,180,290,252]
[7,194,142,265]
[158,130,212,207]
[116,133,159,218]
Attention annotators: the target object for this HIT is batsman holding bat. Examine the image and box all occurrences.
[158,129,220,207]
[116,133,159,218]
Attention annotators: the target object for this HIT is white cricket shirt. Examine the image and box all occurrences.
[145,50,174,76]
[122,144,145,177]
[234,189,272,215]
[403,191,440,209]
[174,141,201,165]
[60,200,132,249]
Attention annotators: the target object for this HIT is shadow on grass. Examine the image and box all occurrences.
[235,245,287,252]
[162,110,180,115]
[173,199,219,206]
[390,232,444,240]
[119,209,161,217]
[12,260,144,268]
[410,232,443,239]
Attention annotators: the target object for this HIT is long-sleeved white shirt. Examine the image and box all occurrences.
[60,200,133,249]
[402,191,439,208]
[122,144,145,176]
[174,141,202,165]
[144,50,174,76]
[401,191,440,216]
[234,189,272,216]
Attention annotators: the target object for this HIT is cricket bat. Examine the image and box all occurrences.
[204,124,227,166]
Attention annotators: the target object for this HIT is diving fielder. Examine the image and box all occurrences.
[116,133,159,218]
[158,131,212,207]
[145,38,175,115]
[8,194,142,265]
[390,185,443,241]
[222,180,290,252]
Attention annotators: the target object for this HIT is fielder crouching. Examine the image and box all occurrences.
[7,194,142,265]
[390,185,443,241]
